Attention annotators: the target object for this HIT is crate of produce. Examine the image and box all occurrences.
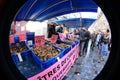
[61,39,77,48]
[10,41,29,54]
[51,43,71,58]
[31,44,63,69]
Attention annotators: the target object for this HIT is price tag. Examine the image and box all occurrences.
[59,33,66,41]
[17,53,23,62]
[50,34,58,43]
[28,40,33,45]
[35,35,45,46]
[9,35,14,44]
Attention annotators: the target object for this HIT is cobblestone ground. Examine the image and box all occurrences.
[63,47,109,80]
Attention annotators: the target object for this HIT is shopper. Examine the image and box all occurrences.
[96,32,102,49]
[83,27,91,55]
[99,29,110,60]
[91,31,96,51]
[75,27,86,56]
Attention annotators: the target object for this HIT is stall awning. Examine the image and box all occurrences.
[55,18,96,28]
[14,0,98,22]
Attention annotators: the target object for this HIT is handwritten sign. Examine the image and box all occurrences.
[35,35,45,46]
[59,33,66,41]
[28,40,33,46]
[50,34,58,43]
[9,35,14,44]
[28,43,80,80]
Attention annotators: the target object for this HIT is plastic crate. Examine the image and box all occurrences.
[54,40,72,49]
[21,50,32,61]
[26,32,35,47]
[32,52,58,69]
[14,35,20,43]
[21,50,42,67]
[59,47,71,59]
[58,39,76,48]
[11,54,19,64]
[31,45,62,69]
[10,41,29,53]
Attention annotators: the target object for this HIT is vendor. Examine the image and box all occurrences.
[48,22,58,38]
[64,27,70,34]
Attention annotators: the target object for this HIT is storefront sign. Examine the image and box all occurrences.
[28,43,80,80]
[35,35,45,46]
[50,34,58,43]
[59,33,66,41]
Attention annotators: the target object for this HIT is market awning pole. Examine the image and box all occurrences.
[79,12,82,27]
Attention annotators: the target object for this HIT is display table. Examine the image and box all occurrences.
[28,43,80,80]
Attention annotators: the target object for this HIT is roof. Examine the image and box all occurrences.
[14,0,98,22]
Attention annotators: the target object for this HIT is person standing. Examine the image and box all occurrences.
[75,27,86,56]
[83,27,91,55]
[56,23,64,33]
[91,31,96,51]
[48,23,58,38]
[96,32,102,49]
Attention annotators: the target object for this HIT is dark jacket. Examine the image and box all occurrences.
[48,25,57,38]
[84,30,91,41]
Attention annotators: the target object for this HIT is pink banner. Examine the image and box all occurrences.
[35,35,45,46]
[9,35,14,44]
[59,33,66,41]
[50,34,58,43]
[19,34,26,41]
[28,43,80,80]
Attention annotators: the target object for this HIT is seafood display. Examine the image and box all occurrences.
[32,45,60,61]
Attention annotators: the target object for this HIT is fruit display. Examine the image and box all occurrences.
[32,45,60,61]
[53,43,70,49]
[10,44,28,54]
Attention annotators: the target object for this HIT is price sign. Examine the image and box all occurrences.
[50,34,58,43]
[9,35,14,44]
[59,33,66,41]
[35,35,45,46]
[28,40,33,45]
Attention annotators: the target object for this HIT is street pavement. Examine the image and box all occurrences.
[63,47,109,80]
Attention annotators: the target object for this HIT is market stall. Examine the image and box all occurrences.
[9,31,80,79]
[9,0,98,79]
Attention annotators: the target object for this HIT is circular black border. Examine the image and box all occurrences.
[0,0,120,80]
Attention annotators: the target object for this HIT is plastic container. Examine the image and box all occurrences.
[10,41,29,54]
[31,45,63,69]
[11,54,19,64]
[58,39,77,48]
[14,35,20,43]
[26,32,35,47]
[59,47,71,58]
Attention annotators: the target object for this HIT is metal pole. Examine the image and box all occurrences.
[79,12,82,27]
